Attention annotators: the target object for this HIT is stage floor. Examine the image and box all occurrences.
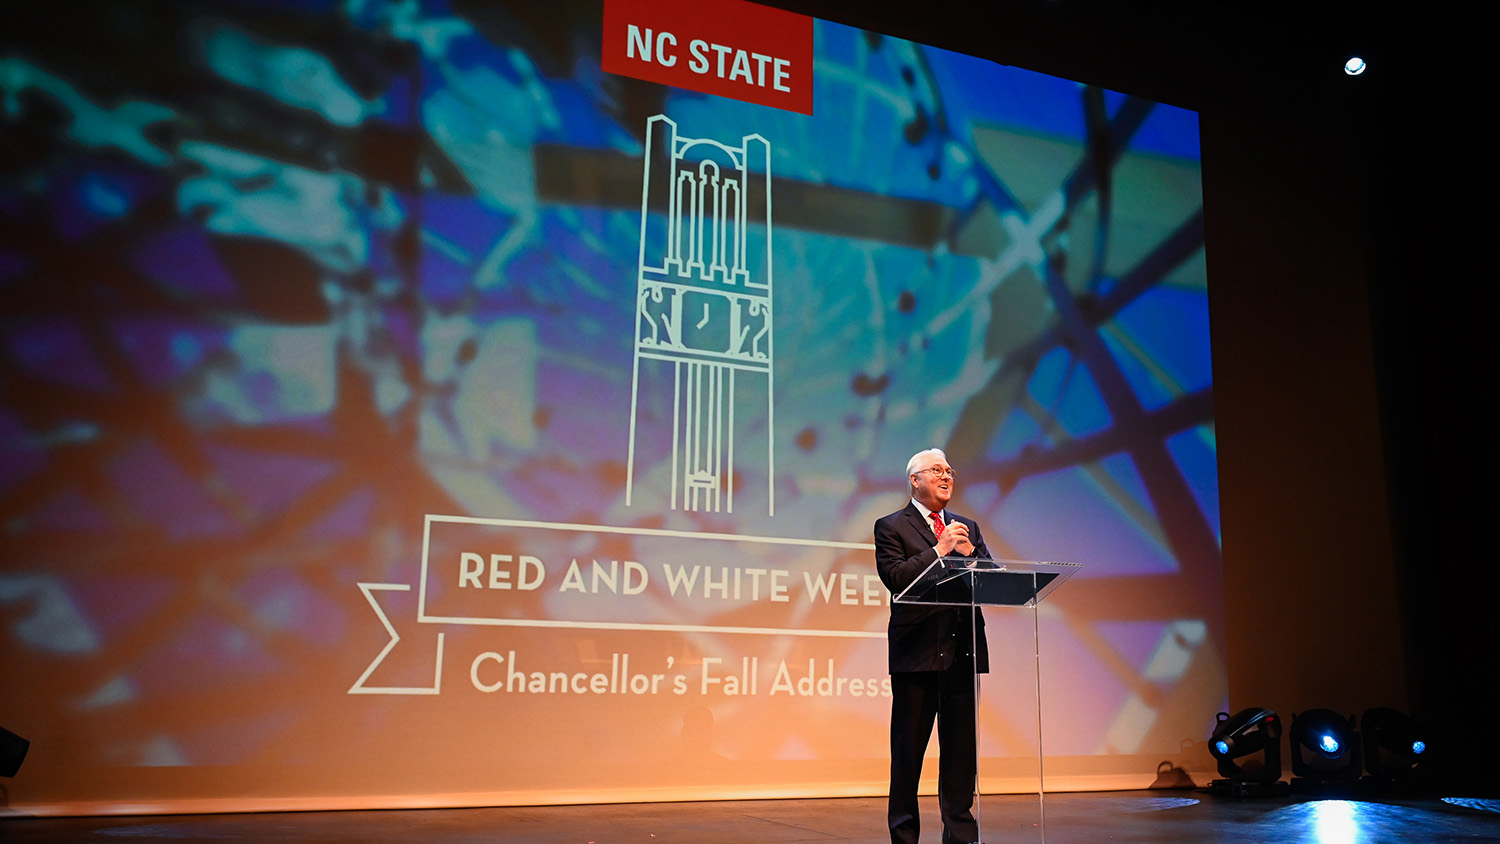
[3,790,1499,843]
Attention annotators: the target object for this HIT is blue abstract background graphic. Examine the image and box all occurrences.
[0,0,1218,808]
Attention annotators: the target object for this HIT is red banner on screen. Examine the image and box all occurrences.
[602,0,814,115]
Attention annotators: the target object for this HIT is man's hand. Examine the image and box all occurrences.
[936,521,974,558]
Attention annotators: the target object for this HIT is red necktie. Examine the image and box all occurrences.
[931,512,945,539]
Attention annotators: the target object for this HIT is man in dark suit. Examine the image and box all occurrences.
[874,448,991,844]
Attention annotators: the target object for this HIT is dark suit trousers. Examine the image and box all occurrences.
[888,658,978,844]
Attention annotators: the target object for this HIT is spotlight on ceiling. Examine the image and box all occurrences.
[1344,56,1367,76]
[1208,708,1289,797]
[1291,709,1362,793]
[1362,707,1430,787]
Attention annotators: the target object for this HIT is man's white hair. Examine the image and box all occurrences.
[906,448,948,480]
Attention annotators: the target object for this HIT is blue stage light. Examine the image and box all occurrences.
[1290,709,1361,790]
[1208,708,1285,795]
[1362,708,1431,785]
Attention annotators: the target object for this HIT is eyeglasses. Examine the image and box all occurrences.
[917,467,956,479]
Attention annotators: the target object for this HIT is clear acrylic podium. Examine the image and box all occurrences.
[893,556,1081,844]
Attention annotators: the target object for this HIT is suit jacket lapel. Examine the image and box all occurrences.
[904,503,937,544]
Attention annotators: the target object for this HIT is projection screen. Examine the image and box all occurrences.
[0,0,1222,814]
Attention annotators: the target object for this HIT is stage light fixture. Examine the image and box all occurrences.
[1362,707,1430,786]
[1290,709,1362,790]
[1208,708,1287,796]
[1344,56,1367,76]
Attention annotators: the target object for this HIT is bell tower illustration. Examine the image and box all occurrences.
[626,115,775,516]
